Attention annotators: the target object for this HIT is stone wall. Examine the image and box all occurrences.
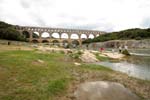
[0,39,29,46]
[83,39,150,49]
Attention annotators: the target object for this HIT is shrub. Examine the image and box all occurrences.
[77,50,83,55]
[69,50,83,59]
[122,49,130,56]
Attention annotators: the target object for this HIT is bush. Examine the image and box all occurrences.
[69,50,83,59]
[122,49,130,56]
[77,50,83,55]
[69,53,80,59]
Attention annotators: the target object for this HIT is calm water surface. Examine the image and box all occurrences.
[96,49,150,80]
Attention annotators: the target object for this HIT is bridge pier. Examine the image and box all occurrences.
[29,31,33,42]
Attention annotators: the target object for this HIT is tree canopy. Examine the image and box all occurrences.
[0,21,26,41]
[83,28,150,44]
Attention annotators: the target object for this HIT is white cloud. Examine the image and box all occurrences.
[0,0,150,32]
[140,16,150,28]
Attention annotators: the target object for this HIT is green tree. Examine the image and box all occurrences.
[0,21,26,41]
[83,28,150,44]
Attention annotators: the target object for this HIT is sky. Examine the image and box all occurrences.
[0,0,150,32]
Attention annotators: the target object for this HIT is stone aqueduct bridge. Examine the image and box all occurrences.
[15,26,106,46]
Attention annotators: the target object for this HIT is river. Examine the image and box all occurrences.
[95,49,150,80]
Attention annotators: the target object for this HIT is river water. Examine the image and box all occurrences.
[96,49,150,80]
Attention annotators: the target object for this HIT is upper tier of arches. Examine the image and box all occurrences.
[15,26,106,39]
[22,31,99,39]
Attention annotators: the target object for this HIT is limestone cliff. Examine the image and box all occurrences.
[86,39,150,49]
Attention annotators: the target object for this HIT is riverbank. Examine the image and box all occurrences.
[36,46,125,62]
[83,39,150,50]
[0,44,150,100]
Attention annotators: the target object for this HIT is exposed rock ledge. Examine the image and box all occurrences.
[36,47,125,63]
[86,39,150,49]
[80,50,99,63]
[74,81,141,100]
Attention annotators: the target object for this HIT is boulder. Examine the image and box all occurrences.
[74,81,141,100]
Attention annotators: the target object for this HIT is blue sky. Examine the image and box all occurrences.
[0,0,150,32]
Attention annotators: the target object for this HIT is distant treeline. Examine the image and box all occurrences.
[83,28,150,44]
[0,21,26,41]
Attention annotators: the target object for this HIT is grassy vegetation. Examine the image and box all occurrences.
[94,53,110,61]
[79,63,112,71]
[0,49,113,100]
[69,50,83,59]
[0,50,72,100]
[0,45,150,100]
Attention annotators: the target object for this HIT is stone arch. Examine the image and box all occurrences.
[42,40,49,43]
[88,34,95,39]
[33,32,40,38]
[52,40,60,46]
[96,34,100,37]
[80,34,88,39]
[32,39,39,43]
[72,40,79,48]
[62,40,69,48]
[70,33,79,39]
[61,33,69,39]
[51,33,60,38]
[41,32,50,38]
[22,31,30,38]
[62,40,69,44]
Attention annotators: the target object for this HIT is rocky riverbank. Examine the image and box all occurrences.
[36,46,125,63]
[84,39,150,49]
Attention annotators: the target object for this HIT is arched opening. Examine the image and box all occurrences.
[96,34,100,37]
[52,40,60,46]
[32,39,39,43]
[72,40,79,48]
[51,33,60,39]
[70,33,79,39]
[81,34,87,39]
[81,34,88,41]
[88,34,95,39]
[62,40,69,48]
[33,32,40,38]
[41,32,50,38]
[22,31,30,38]
[42,40,49,43]
[61,33,69,39]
